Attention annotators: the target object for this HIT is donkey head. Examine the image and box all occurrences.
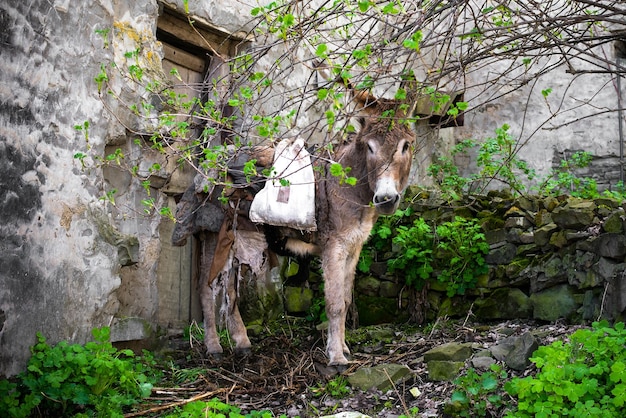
[315,62,417,214]
[354,95,416,215]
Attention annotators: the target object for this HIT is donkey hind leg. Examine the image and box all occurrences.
[224,259,252,354]
[322,240,360,366]
[200,277,224,357]
[199,236,224,357]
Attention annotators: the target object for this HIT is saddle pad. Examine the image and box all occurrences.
[249,137,317,231]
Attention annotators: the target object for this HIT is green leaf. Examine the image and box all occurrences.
[358,0,371,12]
[315,44,328,58]
[329,163,344,177]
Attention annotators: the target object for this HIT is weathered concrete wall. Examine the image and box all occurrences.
[452,50,626,190]
[0,0,123,376]
[0,0,259,376]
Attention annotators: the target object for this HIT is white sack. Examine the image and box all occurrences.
[249,137,317,231]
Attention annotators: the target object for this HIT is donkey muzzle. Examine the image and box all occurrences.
[373,191,400,215]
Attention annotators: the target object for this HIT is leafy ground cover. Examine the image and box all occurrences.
[0,317,591,417]
[128,318,581,417]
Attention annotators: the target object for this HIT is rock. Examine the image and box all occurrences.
[424,342,473,362]
[485,242,517,265]
[566,252,600,289]
[603,210,624,233]
[527,254,568,293]
[544,255,565,280]
[551,204,595,229]
[504,216,532,229]
[594,197,622,209]
[516,196,537,212]
[507,257,532,275]
[593,257,625,281]
[581,290,600,320]
[542,196,560,211]
[475,288,531,320]
[534,223,559,246]
[355,276,381,297]
[283,286,313,313]
[530,284,578,321]
[534,209,553,226]
[355,296,405,325]
[438,297,474,318]
[379,280,401,298]
[548,230,569,248]
[347,364,413,391]
[284,260,301,277]
[471,355,496,370]
[369,262,389,278]
[110,317,152,342]
[505,332,538,371]
[489,337,516,362]
[590,233,626,259]
[426,360,465,381]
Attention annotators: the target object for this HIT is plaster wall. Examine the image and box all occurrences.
[0,0,260,376]
[453,47,625,190]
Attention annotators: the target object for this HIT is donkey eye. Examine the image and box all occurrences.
[402,141,410,154]
[367,142,375,154]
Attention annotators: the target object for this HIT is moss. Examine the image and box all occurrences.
[355,296,406,325]
[505,257,531,277]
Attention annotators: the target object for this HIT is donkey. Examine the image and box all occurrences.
[173,72,418,367]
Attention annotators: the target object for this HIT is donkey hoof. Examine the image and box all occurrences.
[315,362,347,377]
[333,363,349,374]
[234,346,252,357]
[205,351,223,361]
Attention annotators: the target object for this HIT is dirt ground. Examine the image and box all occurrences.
[133,317,581,418]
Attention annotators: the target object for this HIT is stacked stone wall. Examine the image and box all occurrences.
[284,190,626,326]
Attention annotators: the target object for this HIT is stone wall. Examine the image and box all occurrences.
[341,191,626,326]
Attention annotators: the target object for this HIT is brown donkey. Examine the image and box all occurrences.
[173,73,418,367]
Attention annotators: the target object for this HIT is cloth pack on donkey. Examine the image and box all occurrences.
[249,137,317,231]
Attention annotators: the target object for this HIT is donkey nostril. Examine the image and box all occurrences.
[375,194,399,205]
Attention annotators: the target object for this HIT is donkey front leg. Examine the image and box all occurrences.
[322,240,359,366]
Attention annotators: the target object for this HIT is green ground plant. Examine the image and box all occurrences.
[163,398,277,418]
[0,327,158,418]
[387,216,435,290]
[311,375,351,399]
[446,364,510,417]
[434,216,489,297]
[361,210,489,297]
[505,321,626,417]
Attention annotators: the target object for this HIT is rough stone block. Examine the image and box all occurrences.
[426,360,465,381]
[283,286,314,313]
[530,284,578,321]
[110,317,152,342]
[424,342,473,362]
[347,363,413,391]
